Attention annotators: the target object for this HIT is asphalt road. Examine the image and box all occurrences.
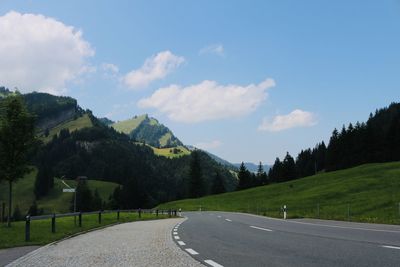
[173,212,400,267]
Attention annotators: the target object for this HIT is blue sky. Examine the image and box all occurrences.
[0,1,399,164]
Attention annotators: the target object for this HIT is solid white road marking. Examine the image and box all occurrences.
[204,259,224,267]
[248,214,400,234]
[250,226,273,232]
[382,245,400,250]
[185,248,199,255]
[174,236,180,240]
[225,219,232,222]
[177,241,186,246]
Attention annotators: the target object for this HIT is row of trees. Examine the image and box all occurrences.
[236,102,400,191]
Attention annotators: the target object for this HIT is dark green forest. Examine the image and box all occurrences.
[248,102,400,186]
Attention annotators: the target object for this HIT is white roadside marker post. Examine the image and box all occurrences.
[283,205,287,220]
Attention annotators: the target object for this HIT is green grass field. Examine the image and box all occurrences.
[0,211,169,248]
[151,145,191,158]
[40,114,93,143]
[111,114,146,134]
[0,170,119,215]
[158,162,400,224]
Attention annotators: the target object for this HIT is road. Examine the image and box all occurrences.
[174,212,400,267]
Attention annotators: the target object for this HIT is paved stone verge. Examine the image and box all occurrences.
[7,218,204,267]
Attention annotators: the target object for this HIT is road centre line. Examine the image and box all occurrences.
[174,236,180,240]
[382,245,400,250]
[185,248,199,255]
[225,219,232,222]
[204,259,224,267]
[177,241,186,246]
[250,225,273,232]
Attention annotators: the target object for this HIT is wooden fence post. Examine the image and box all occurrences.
[52,214,56,233]
[25,215,30,242]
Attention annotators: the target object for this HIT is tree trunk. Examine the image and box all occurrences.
[7,181,12,227]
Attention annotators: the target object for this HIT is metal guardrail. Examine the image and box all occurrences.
[25,209,177,241]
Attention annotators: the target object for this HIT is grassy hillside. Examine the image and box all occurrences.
[40,113,93,143]
[112,114,146,134]
[111,114,183,148]
[158,162,400,224]
[152,145,191,158]
[0,169,119,215]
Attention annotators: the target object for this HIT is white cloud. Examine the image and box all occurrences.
[0,11,94,95]
[199,43,225,57]
[123,50,184,89]
[102,63,119,74]
[195,140,222,150]
[138,78,275,123]
[258,109,318,132]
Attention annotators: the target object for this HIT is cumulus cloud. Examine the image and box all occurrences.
[102,63,119,74]
[138,78,275,123]
[195,140,222,150]
[258,109,318,132]
[199,43,224,57]
[123,50,184,89]
[0,11,94,95]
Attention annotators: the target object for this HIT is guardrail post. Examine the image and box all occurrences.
[317,203,320,219]
[138,208,141,219]
[347,204,350,221]
[174,210,177,216]
[52,213,56,233]
[156,209,158,217]
[25,215,30,242]
[1,202,5,223]
[98,211,102,224]
[117,210,120,221]
[79,212,82,227]
[168,209,171,218]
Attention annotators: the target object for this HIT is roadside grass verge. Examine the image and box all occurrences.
[0,212,169,249]
[158,162,400,225]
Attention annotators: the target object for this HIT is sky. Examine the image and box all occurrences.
[0,1,399,164]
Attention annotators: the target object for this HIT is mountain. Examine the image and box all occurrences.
[187,145,236,170]
[233,162,271,173]
[111,114,183,148]
[99,117,115,126]
[0,89,237,211]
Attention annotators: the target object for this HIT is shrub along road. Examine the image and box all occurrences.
[174,212,400,267]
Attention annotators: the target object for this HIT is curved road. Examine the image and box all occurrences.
[174,212,400,267]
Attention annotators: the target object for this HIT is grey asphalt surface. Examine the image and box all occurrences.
[0,246,40,267]
[176,212,400,267]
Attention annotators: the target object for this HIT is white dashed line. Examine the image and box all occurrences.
[185,248,199,255]
[382,245,400,250]
[204,259,224,267]
[250,226,273,232]
[225,219,232,222]
[177,241,186,246]
[217,216,221,218]
[173,231,178,235]
[174,236,180,240]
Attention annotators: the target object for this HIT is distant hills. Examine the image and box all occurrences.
[233,162,271,173]
[111,114,183,148]
[0,88,237,212]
